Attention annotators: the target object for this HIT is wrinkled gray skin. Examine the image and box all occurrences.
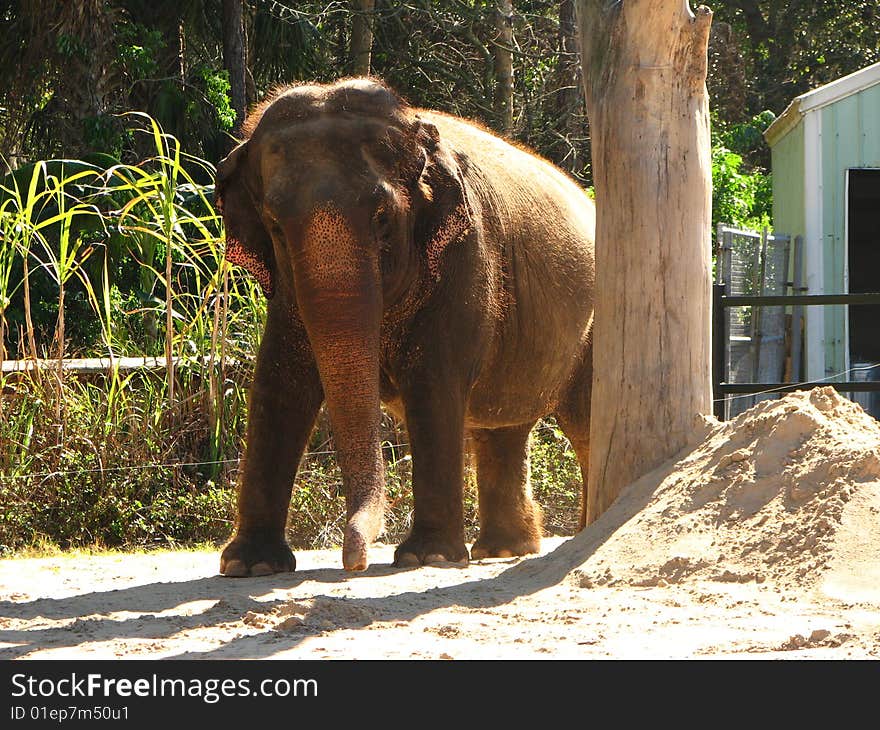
[215,77,595,576]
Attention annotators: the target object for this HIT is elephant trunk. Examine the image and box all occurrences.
[288,206,385,571]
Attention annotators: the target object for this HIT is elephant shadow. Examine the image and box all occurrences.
[0,544,571,660]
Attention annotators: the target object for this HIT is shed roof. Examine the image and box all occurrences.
[764,61,880,147]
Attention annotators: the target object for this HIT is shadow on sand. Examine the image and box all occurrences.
[0,453,681,659]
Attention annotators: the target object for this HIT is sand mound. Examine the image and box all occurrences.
[574,387,880,596]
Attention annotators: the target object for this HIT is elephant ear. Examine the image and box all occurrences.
[412,119,474,280]
[214,142,276,298]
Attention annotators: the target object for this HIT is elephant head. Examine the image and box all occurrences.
[214,78,474,569]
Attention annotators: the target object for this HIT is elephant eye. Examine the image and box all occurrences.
[262,215,282,237]
[261,207,282,236]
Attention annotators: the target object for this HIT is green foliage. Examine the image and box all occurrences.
[55,32,88,60]
[0,5,247,165]
[0,376,237,551]
[195,66,236,132]
[529,421,583,535]
[711,146,772,233]
[718,109,776,167]
[711,110,774,232]
[117,23,163,81]
[2,0,877,183]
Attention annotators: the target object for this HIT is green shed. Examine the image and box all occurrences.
[765,61,880,386]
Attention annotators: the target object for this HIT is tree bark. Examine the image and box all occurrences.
[493,0,515,135]
[577,1,713,524]
[350,0,376,76]
[222,0,247,136]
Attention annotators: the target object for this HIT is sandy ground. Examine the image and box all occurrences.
[2,387,879,660]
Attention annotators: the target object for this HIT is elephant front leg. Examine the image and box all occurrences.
[394,382,469,567]
[220,310,323,577]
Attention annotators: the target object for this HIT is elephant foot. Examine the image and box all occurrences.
[343,524,369,572]
[470,531,541,560]
[219,534,296,577]
[393,529,469,568]
[343,506,384,572]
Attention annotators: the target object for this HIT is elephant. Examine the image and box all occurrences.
[214,77,595,576]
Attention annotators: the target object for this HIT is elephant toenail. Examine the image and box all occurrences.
[395,552,421,568]
[221,559,249,578]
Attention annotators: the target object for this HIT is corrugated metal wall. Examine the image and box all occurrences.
[770,80,880,382]
[770,122,805,241]
[821,82,880,376]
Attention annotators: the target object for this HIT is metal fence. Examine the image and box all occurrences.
[714,225,796,418]
[713,225,880,420]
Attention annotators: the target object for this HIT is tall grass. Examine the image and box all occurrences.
[0,117,257,552]
[0,115,582,556]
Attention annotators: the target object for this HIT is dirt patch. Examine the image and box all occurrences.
[2,387,880,659]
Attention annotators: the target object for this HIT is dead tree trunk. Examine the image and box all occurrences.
[222,0,247,136]
[493,0,515,134]
[351,0,376,76]
[577,1,713,524]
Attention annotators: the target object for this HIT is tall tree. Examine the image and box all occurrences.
[549,0,584,170]
[223,0,248,137]
[350,0,376,76]
[493,0,515,134]
[577,1,714,523]
[555,0,579,121]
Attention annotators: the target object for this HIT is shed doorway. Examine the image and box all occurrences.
[847,168,880,417]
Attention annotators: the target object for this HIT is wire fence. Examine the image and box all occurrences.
[0,419,569,483]
[712,361,880,404]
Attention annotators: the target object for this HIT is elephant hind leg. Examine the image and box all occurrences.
[555,343,593,529]
[470,422,542,560]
